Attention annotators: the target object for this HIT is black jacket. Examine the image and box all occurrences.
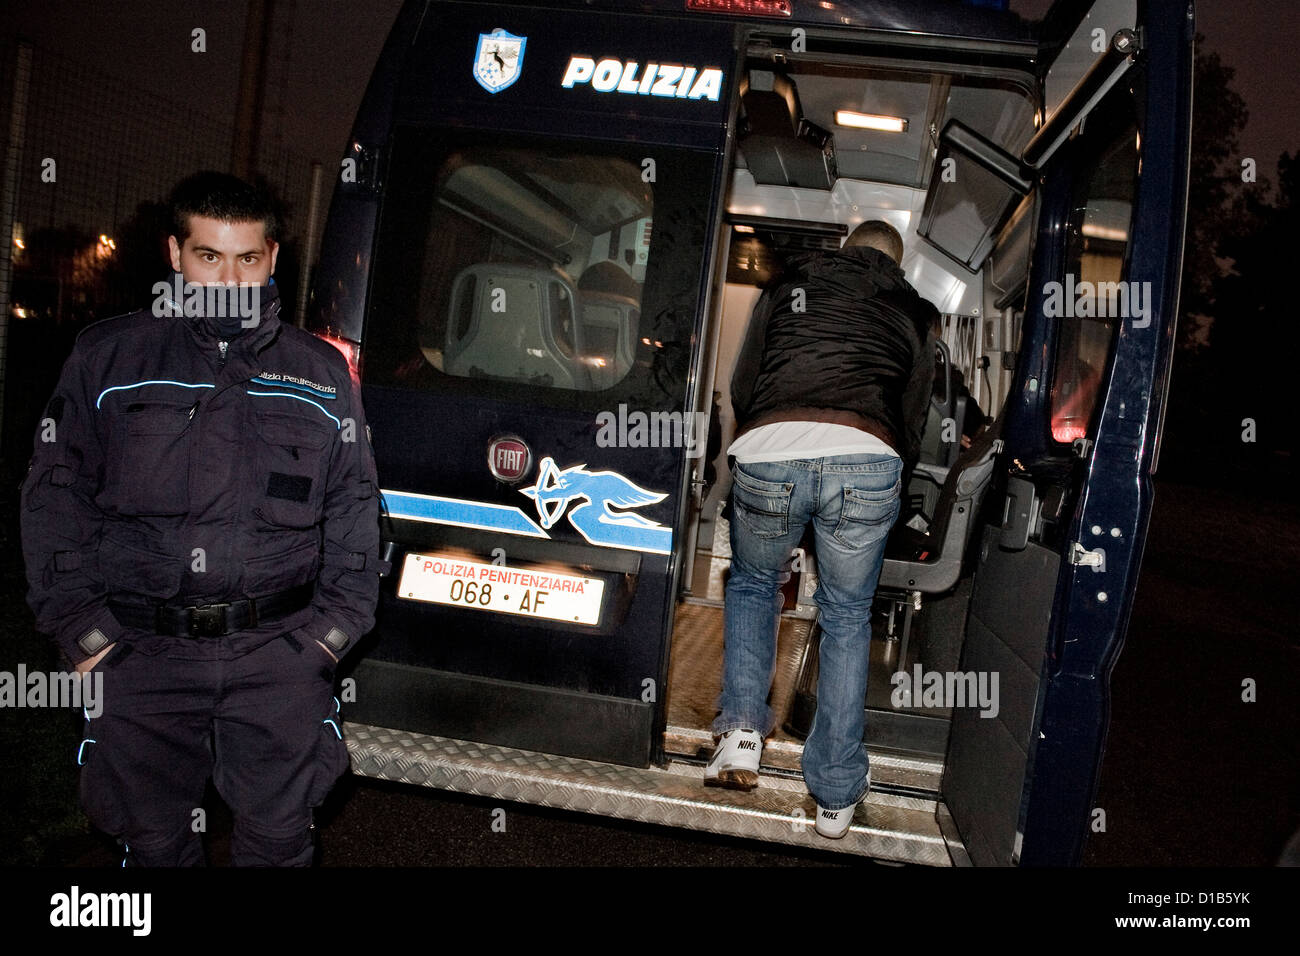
[21,278,384,664]
[731,245,937,468]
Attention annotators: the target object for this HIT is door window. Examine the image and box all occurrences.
[1049,111,1140,444]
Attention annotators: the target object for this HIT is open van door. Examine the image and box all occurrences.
[938,0,1193,865]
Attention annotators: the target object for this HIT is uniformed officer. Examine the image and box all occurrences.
[20,171,386,866]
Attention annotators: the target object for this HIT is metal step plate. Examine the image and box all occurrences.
[345,722,954,865]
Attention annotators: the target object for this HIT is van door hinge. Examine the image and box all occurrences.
[1069,542,1106,572]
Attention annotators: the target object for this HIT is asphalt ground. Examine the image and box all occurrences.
[2,459,1297,868]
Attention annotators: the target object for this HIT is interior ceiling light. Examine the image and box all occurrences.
[835,111,908,133]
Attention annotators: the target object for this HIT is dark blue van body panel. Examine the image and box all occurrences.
[309,2,735,766]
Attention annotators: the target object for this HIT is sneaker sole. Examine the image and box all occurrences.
[703,767,759,791]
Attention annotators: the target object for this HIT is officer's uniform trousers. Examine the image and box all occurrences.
[81,628,347,866]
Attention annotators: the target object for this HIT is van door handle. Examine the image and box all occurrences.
[689,466,707,509]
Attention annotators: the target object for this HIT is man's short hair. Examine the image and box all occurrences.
[844,219,904,264]
[169,171,279,244]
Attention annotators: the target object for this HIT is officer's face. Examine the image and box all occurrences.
[168,215,279,287]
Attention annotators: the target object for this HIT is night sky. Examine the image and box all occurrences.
[2,1,1297,190]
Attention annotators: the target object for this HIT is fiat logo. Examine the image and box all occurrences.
[487,435,532,484]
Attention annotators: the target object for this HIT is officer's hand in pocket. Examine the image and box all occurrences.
[76,643,116,675]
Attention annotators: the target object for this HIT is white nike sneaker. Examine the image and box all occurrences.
[814,771,870,839]
[703,728,763,791]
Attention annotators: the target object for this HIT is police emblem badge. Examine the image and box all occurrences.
[473,29,526,94]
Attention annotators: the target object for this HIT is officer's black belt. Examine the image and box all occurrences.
[108,583,315,638]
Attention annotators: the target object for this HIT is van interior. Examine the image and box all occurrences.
[662,49,1046,781]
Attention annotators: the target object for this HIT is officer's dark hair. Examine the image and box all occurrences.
[169,171,279,244]
[844,219,904,265]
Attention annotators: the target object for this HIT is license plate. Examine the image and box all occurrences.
[397,552,605,626]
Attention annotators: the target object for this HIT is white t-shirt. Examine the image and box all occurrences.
[727,421,899,464]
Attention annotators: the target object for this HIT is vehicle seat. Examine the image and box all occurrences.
[879,420,1002,593]
[578,292,638,390]
[577,261,641,390]
[444,264,587,388]
[918,338,967,472]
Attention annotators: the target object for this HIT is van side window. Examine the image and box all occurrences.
[367,134,653,394]
[1049,116,1140,444]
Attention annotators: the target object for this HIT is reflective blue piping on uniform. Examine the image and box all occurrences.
[246,389,342,428]
[380,489,550,539]
[323,719,342,739]
[78,704,95,765]
[249,376,338,400]
[96,380,214,409]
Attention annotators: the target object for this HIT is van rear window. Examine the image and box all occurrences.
[364,130,657,395]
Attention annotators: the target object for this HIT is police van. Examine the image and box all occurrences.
[305,0,1192,865]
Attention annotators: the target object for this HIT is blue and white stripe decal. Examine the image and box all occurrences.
[381,489,550,539]
[246,389,342,428]
[96,380,213,409]
[250,375,337,400]
[382,457,674,555]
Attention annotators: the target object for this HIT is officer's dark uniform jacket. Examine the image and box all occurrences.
[21,278,383,664]
[730,245,937,470]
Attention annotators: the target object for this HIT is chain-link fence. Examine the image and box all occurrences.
[0,34,320,460]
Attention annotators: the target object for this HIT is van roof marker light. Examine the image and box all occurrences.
[835,111,909,133]
[686,0,792,18]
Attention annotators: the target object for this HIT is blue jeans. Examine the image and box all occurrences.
[715,453,902,810]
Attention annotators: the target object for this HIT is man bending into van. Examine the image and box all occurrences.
[708,220,935,838]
